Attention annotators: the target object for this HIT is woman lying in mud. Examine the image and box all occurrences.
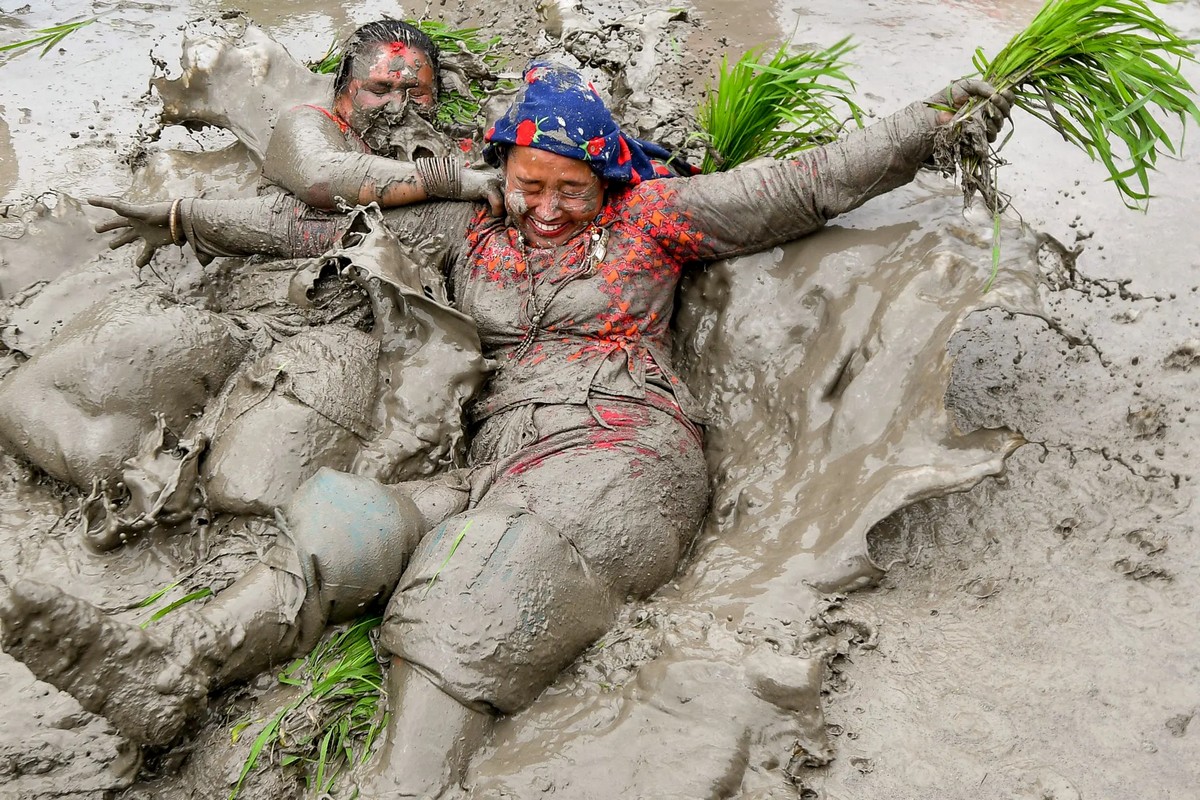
[115,19,500,267]
[0,63,1011,796]
[265,19,502,213]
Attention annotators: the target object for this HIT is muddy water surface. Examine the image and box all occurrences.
[1,0,1198,799]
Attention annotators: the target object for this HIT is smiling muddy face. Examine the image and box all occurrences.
[334,40,438,156]
[504,146,607,248]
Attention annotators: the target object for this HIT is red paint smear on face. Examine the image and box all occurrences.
[386,41,409,57]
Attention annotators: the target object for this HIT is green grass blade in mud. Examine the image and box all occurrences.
[0,17,96,60]
[141,587,213,627]
[423,519,473,597]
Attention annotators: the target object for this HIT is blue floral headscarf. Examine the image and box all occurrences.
[483,61,695,185]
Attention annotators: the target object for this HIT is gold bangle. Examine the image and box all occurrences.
[168,198,185,247]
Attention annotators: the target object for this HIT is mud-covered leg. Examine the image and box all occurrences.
[356,658,493,798]
[0,577,210,745]
[0,468,429,746]
[355,505,618,795]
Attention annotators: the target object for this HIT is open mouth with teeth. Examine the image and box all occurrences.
[526,217,573,239]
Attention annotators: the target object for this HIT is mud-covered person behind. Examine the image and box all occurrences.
[0,62,1012,797]
[95,18,503,268]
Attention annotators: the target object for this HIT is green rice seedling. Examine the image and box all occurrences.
[130,579,213,628]
[411,20,502,57]
[0,17,96,59]
[937,0,1200,214]
[230,616,386,799]
[140,587,213,628]
[423,519,472,597]
[697,38,864,173]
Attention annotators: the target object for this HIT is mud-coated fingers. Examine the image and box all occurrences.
[88,195,135,217]
[88,195,119,210]
[87,196,172,225]
[108,229,140,250]
[91,196,135,236]
[931,79,1014,139]
[94,216,131,235]
[949,78,995,107]
[486,185,504,218]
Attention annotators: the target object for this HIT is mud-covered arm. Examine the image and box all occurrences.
[263,106,502,212]
[652,101,939,262]
[180,194,350,258]
[185,193,477,265]
[262,105,425,209]
[91,193,475,265]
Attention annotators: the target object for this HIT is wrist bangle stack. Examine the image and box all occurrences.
[415,157,463,199]
[168,198,186,247]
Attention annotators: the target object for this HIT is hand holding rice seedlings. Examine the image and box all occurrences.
[936,0,1200,213]
[697,38,864,173]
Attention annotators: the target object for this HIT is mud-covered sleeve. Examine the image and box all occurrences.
[379,200,478,268]
[640,101,939,262]
[182,194,350,258]
[181,193,476,263]
[262,106,421,210]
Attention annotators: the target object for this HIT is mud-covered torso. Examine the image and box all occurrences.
[450,183,708,422]
[370,114,940,423]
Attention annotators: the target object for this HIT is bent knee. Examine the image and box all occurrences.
[380,504,618,713]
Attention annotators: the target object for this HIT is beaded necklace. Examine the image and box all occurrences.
[509,224,610,363]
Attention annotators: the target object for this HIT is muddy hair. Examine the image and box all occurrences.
[333,19,441,99]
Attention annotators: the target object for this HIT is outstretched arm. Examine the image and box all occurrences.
[263,105,502,214]
[89,193,476,266]
[644,80,1011,263]
[90,194,349,265]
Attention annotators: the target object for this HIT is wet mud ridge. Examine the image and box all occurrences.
[1,1,1198,799]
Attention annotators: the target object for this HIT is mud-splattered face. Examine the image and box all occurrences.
[334,41,437,151]
[504,146,606,249]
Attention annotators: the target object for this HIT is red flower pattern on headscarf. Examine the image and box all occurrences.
[516,119,538,146]
[617,136,632,165]
[586,136,606,157]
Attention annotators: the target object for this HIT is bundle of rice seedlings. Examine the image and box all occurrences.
[230,616,386,799]
[308,20,507,130]
[696,38,863,173]
[937,0,1200,213]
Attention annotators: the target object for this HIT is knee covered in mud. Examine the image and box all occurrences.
[381,504,619,713]
[280,467,425,622]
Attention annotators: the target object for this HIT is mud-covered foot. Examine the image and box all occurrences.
[0,578,211,745]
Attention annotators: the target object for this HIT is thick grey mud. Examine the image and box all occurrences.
[1,2,1197,800]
